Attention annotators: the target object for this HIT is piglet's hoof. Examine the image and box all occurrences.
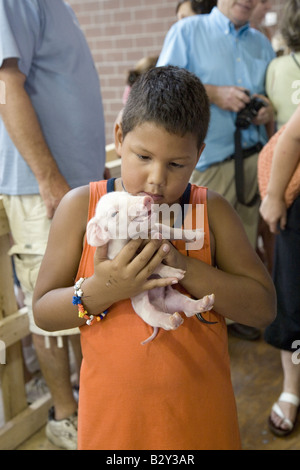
[170,312,184,329]
[200,294,215,312]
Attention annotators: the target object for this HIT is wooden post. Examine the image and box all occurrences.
[0,197,52,450]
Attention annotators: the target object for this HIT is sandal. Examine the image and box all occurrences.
[268,392,300,437]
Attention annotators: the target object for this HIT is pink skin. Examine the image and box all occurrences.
[87,192,215,344]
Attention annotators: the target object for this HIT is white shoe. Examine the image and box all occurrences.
[46,407,78,450]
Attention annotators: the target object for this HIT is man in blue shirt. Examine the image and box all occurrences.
[0,0,106,449]
[157,1,275,340]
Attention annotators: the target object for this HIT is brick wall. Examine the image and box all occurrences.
[67,0,287,147]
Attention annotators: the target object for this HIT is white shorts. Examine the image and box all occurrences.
[2,194,80,337]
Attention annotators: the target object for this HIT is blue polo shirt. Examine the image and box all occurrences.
[0,0,106,195]
[157,7,275,171]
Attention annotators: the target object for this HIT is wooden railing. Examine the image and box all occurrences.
[0,197,52,450]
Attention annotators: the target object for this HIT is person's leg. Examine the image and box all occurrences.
[267,197,300,434]
[270,350,300,431]
[68,334,82,381]
[234,153,260,249]
[3,195,80,448]
[33,334,78,419]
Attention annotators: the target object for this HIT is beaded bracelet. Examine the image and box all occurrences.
[72,277,108,326]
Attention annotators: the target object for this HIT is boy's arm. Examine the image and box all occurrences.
[163,191,276,328]
[33,187,179,332]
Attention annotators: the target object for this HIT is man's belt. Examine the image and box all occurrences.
[206,140,263,206]
[210,142,263,167]
[223,142,263,164]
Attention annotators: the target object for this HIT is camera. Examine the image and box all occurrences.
[236,90,267,129]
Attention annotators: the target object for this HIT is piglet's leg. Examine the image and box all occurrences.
[164,287,215,317]
[131,292,183,331]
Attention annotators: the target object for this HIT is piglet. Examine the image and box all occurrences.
[86,191,215,344]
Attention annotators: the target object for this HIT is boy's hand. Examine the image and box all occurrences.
[158,240,188,273]
[92,238,180,302]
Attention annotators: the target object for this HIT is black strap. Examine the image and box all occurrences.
[234,128,260,207]
[291,52,300,70]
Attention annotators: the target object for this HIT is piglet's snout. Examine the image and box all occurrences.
[142,196,153,211]
[131,196,153,222]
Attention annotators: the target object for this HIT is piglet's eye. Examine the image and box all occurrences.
[111,211,118,218]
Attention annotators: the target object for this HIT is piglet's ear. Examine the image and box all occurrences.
[86,218,110,247]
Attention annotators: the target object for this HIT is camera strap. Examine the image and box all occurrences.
[234,127,260,207]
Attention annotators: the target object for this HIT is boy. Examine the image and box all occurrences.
[33,66,276,450]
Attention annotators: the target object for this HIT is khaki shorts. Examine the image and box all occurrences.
[2,194,80,337]
[190,153,260,248]
[191,154,260,326]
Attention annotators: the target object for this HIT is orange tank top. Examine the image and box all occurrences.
[76,180,241,450]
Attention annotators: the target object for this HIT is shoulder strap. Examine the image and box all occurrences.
[76,180,107,281]
[291,52,300,70]
[88,180,108,222]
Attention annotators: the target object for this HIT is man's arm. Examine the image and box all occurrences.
[0,58,70,218]
[205,84,274,126]
[205,84,251,112]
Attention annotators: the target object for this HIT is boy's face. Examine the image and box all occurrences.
[115,122,204,205]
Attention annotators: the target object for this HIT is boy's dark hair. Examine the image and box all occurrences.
[121,66,210,150]
[281,0,300,52]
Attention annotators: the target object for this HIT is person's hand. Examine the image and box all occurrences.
[259,194,287,234]
[212,86,251,112]
[252,94,274,126]
[38,170,70,219]
[92,238,180,302]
